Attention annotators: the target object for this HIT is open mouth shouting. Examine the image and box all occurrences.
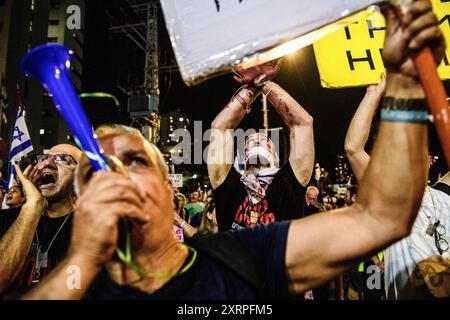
[38,171,58,191]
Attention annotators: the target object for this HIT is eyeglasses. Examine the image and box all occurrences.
[433,220,449,255]
[36,154,78,166]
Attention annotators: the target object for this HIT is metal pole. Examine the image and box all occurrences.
[262,94,268,133]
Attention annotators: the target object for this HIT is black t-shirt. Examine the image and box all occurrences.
[304,203,321,218]
[0,207,72,298]
[85,221,292,300]
[433,182,450,196]
[213,162,306,231]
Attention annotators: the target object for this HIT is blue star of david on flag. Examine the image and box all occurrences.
[12,125,25,143]
[9,110,33,161]
[2,109,33,208]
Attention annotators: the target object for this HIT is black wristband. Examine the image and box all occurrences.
[381,97,428,111]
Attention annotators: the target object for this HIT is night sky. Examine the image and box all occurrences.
[81,0,448,179]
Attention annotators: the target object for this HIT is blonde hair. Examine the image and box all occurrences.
[174,192,187,205]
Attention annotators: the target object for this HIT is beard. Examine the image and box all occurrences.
[41,183,73,205]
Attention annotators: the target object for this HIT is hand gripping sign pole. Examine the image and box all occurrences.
[391,0,450,167]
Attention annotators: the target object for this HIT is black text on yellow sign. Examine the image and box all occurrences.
[313,0,450,88]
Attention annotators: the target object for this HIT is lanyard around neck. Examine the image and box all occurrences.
[35,210,72,253]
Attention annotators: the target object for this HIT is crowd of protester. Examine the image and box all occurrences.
[0,0,449,300]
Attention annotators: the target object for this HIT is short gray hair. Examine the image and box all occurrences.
[74,124,169,196]
[306,186,319,194]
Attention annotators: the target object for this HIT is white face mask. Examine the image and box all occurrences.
[244,146,276,171]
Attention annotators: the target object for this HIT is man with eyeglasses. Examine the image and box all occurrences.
[19,0,445,301]
[0,144,81,298]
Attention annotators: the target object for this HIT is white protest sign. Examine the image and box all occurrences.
[160,0,384,85]
[169,173,183,188]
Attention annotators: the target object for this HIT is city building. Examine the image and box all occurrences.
[160,110,189,146]
[0,0,85,161]
[159,110,189,168]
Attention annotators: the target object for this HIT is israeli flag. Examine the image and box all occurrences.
[9,110,33,162]
[2,110,33,208]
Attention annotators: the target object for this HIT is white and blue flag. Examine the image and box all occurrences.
[9,109,33,163]
[2,89,33,208]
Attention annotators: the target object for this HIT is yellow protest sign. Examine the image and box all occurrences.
[313,0,450,88]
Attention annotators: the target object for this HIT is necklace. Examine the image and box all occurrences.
[425,187,437,236]
[425,186,449,255]
[33,210,73,283]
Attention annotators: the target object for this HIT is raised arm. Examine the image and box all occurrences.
[22,253,100,300]
[207,87,259,189]
[0,164,46,293]
[285,0,440,294]
[174,212,197,238]
[261,82,314,187]
[344,74,386,182]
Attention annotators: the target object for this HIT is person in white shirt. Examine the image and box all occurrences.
[384,174,450,299]
[344,71,450,299]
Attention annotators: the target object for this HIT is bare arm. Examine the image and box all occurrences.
[0,165,46,292]
[22,253,100,300]
[261,82,314,187]
[286,74,428,294]
[174,212,197,238]
[207,87,259,189]
[284,0,440,294]
[344,74,386,183]
[0,203,42,291]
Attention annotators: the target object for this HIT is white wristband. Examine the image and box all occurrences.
[180,221,186,228]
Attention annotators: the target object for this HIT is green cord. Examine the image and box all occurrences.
[100,155,197,286]
[115,218,198,286]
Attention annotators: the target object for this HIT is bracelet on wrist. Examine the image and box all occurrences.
[234,93,247,107]
[381,109,430,124]
[234,92,252,113]
[381,97,428,111]
[380,97,430,124]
